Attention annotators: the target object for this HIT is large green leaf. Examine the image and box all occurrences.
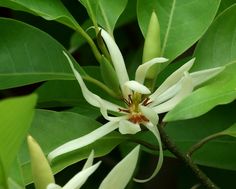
[80,0,128,35]
[137,0,220,61]
[193,4,236,70]
[0,18,85,89]
[19,110,126,184]
[165,62,236,121]
[0,0,78,29]
[0,94,37,188]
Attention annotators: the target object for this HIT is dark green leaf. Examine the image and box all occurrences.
[0,18,85,89]
[137,0,220,61]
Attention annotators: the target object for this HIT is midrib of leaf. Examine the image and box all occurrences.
[98,2,112,35]
[161,0,176,56]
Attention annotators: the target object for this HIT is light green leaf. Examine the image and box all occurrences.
[19,110,126,184]
[0,0,78,29]
[165,62,236,121]
[0,94,37,175]
[0,18,85,89]
[99,146,140,189]
[193,4,236,70]
[137,0,220,61]
[221,123,236,137]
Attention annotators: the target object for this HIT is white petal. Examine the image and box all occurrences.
[135,57,168,84]
[153,73,194,113]
[63,51,122,113]
[190,66,225,87]
[134,124,163,183]
[124,80,151,94]
[101,29,130,97]
[47,183,62,189]
[48,121,119,161]
[64,161,101,189]
[99,146,140,189]
[118,120,141,134]
[139,105,159,126]
[150,58,195,100]
[82,150,94,170]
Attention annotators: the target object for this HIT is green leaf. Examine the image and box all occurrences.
[0,18,85,89]
[0,94,37,175]
[164,62,236,121]
[0,0,78,29]
[221,123,236,137]
[81,0,128,35]
[193,4,236,70]
[99,146,140,189]
[0,94,37,189]
[137,0,220,61]
[19,110,126,184]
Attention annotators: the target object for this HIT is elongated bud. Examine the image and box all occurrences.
[27,135,55,189]
[142,11,162,82]
[100,55,121,95]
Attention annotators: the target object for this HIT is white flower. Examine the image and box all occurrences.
[47,150,101,189]
[48,29,224,183]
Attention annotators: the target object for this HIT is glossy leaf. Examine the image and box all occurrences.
[0,94,37,175]
[19,110,126,184]
[80,0,128,34]
[193,4,236,70]
[0,18,85,89]
[165,62,236,121]
[0,0,78,29]
[137,0,220,61]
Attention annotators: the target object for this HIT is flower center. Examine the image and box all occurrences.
[119,92,152,124]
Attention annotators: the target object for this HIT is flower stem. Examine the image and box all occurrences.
[157,122,220,189]
[75,25,102,64]
[187,132,224,157]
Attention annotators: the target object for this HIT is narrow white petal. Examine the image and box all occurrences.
[63,51,122,113]
[118,120,141,134]
[153,73,194,114]
[82,150,94,170]
[47,183,62,189]
[139,105,159,126]
[135,57,168,84]
[48,121,119,161]
[134,124,163,183]
[64,161,101,189]
[124,80,151,94]
[99,146,140,189]
[101,30,130,97]
[150,58,195,100]
[190,66,225,87]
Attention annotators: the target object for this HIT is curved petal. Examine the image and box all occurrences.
[134,124,163,183]
[101,29,130,98]
[152,73,194,114]
[118,120,141,134]
[139,105,159,126]
[124,80,151,94]
[47,183,62,189]
[48,121,119,161]
[190,66,225,87]
[99,146,140,189]
[82,150,95,170]
[150,58,195,100]
[63,52,122,113]
[63,162,101,189]
[135,57,168,84]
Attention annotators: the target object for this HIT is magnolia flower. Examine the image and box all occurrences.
[48,29,224,182]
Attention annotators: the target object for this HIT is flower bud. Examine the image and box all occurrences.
[27,135,55,189]
[142,11,162,81]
